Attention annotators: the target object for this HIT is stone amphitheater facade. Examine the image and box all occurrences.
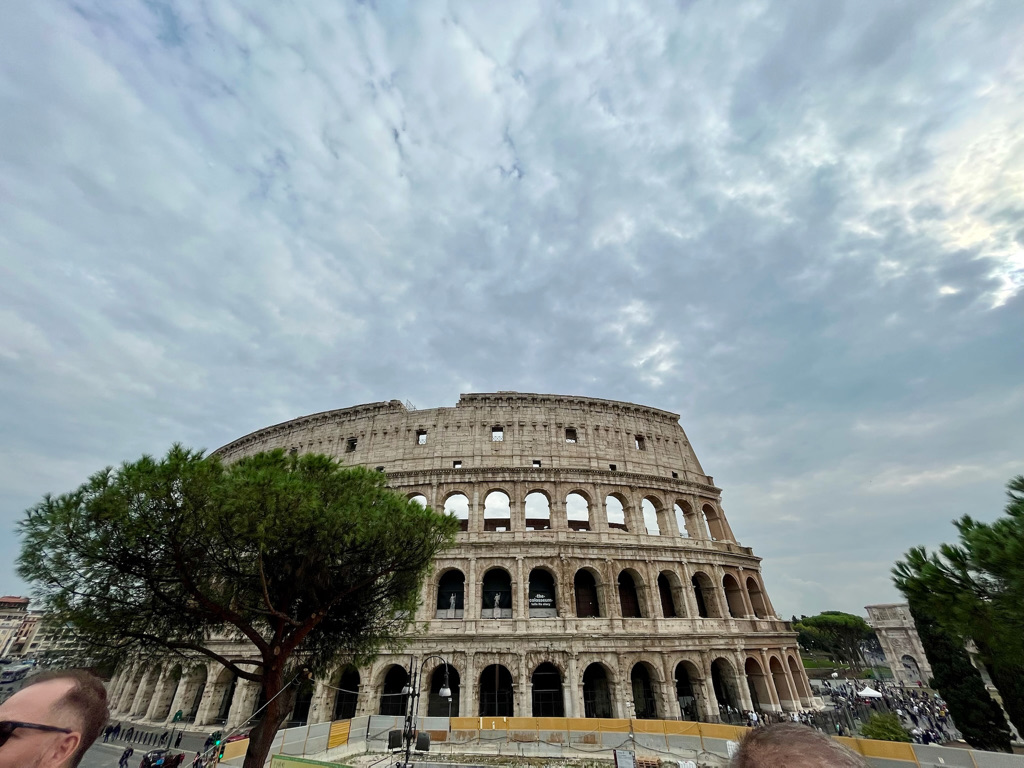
[106,392,817,731]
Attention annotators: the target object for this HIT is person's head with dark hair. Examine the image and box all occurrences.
[0,668,109,768]
[732,722,869,768]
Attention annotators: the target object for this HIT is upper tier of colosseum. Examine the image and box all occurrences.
[213,391,713,486]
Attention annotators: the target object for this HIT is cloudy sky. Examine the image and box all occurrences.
[2,1,1022,619]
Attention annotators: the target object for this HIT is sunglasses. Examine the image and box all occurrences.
[0,720,74,748]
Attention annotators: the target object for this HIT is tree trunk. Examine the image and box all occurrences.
[242,666,288,768]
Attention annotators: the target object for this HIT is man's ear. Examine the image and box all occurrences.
[52,731,81,766]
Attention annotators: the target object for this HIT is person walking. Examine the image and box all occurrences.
[119,745,134,768]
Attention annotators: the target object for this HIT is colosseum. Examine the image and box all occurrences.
[106,392,817,732]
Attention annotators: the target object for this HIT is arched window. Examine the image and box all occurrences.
[618,570,642,618]
[436,570,465,618]
[723,574,746,618]
[744,658,771,712]
[409,494,428,507]
[702,503,726,541]
[770,656,797,711]
[691,572,719,618]
[333,667,360,720]
[674,503,691,538]
[657,572,678,618]
[183,666,207,723]
[443,493,469,532]
[788,655,812,704]
[479,665,514,716]
[427,665,460,717]
[746,577,769,618]
[566,493,591,531]
[711,658,740,715]
[528,568,557,617]
[379,665,408,716]
[582,664,613,718]
[484,490,511,531]
[525,492,550,530]
[574,570,601,618]
[531,663,564,717]
[289,676,315,726]
[641,498,660,535]
[481,568,512,618]
[605,495,628,531]
[631,664,658,719]
[675,662,700,721]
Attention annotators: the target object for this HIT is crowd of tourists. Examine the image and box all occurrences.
[819,679,958,744]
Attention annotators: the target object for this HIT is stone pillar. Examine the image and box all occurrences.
[510,482,525,531]
[550,492,567,531]
[737,569,756,618]
[699,652,720,722]
[678,563,700,619]
[759,649,782,712]
[167,669,200,725]
[144,667,176,721]
[466,558,478,620]
[469,489,482,534]
[515,556,525,620]
[516,654,527,717]
[780,650,804,709]
[308,680,335,724]
[691,496,710,539]
[226,679,259,730]
[193,672,227,726]
[565,655,578,718]
[590,488,608,533]
[129,670,153,717]
[734,654,754,712]
[464,653,477,718]
[660,503,681,538]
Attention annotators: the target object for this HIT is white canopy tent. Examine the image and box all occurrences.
[857,687,883,698]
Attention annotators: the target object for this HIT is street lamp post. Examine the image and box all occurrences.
[398,655,451,768]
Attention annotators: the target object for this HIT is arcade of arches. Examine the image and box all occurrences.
[106,648,817,728]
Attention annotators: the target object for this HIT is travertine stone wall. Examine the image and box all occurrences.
[110,393,817,728]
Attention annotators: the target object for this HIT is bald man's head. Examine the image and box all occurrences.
[0,669,108,768]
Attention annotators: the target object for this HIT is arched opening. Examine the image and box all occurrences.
[289,676,315,726]
[528,568,557,618]
[379,665,409,716]
[674,662,701,721]
[702,503,726,541]
[630,663,658,719]
[443,493,470,532]
[132,668,160,716]
[744,658,772,712]
[215,672,237,723]
[479,664,514,716]
[641,498,661,535]
[746,577,768,618]
[484,490,511,531]
[531,663,564,717]
[605,495,628,531]
[436,569,465,619]
[574,569,601,618]
[691,572,719,618]
[427,664,460,717]
[409,494,428,507]
[902,654,923,682]
[184,666,207,723]
[723,574,746,618]
[481,568,512,618]
[711,658,740,717]
[582,663,613,718]
[566,492,591,531]
[674,503,690,538]
[787,655,812,704]
[658,572,679,618]
[525,492,551,531]
[618,570,643,618]
[770,657,797,711]
[333,667,360,720]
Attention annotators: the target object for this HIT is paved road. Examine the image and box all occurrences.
[82,734,211,768]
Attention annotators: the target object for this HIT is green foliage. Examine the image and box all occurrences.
[904,598,1011,753]
[860,713,911,743]
[893,475,1024,736]
[792,611,872,669]
[18,446,458,768]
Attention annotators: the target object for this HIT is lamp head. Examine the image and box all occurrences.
[439,685,452,698]
[401,684,412,696]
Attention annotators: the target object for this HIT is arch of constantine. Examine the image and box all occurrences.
[107,392,818,730]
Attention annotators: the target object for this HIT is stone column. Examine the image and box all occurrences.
[129,670,153,717]
[589,488,608,533]
[167,669,200,725]
[549,494,567,531]
[758,650,782,712]
[734,654,754,712]
[691,496,710,539]
[193,672,226,726]
[678,563,700,619]
[469,489,483,534]
[226,679,260,730]
[464,653,478,718]
[466,557,478,621]
[516,654,527,717]
[510,482,525,531]
[780,649,804,709]
[699,652,720,722]
[308,680,335,724]
[566,654,579,718]
[737,569,756,618]
[144,667,175,721]
[659,503,681,538]
[515,556,525,621]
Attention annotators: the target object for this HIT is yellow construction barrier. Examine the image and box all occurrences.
[219,738,249,760]
[327,720,350,750]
